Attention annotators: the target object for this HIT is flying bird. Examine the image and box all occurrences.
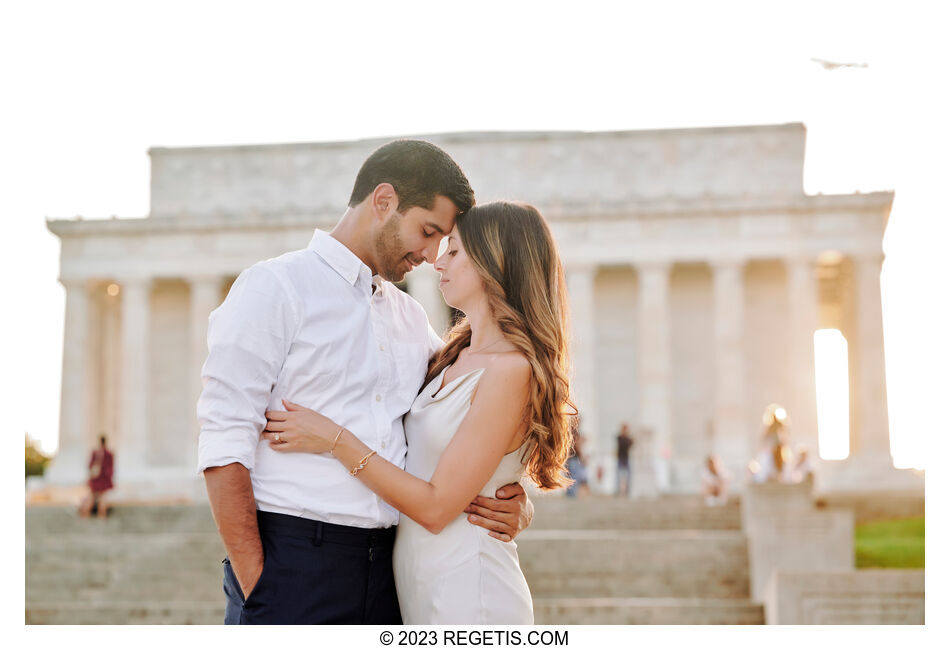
[811,57,869,70]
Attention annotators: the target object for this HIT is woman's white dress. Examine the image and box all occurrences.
[392,365,534,624]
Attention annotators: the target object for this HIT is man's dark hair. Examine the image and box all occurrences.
[99,435,107,446]
[348,140,475,214]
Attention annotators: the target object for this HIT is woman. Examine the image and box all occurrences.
[700,453,730,506]
[749,404,792,483]
[79,435,114,518]
[262,201,574,623]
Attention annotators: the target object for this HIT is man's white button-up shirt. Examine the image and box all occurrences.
[197,229,444,528]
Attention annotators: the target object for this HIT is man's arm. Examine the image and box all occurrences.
[196,264,299,597]
[204,463,262,599]
[463,481,534,542]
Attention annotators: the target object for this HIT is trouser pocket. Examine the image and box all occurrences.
[222,557,246,625]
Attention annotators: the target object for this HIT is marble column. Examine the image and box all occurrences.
[712,259,747,465]
[46,278,92,484]
[405,265,450,336]
[786,256,819,450]
[119,277,152,478]
[189,276,221,471]
[636,262,673,490]
[565,264,599,453]
[102,290,121,442]
[851,253,892,461]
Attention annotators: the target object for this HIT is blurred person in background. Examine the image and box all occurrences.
[748,404,792,483]
[566,417,590,498]
[615,422,634,497]
[790,445,816,484]
[700,453,730,506]
[79,435,113,518]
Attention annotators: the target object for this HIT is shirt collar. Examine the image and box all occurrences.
[308,229,385,296]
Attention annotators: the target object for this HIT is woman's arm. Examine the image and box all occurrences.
[264,355,532,535]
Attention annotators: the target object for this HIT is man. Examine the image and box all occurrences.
[616,422,633,497]
[197,140,533,625]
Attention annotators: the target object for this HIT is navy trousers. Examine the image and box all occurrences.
[222,510,402,624]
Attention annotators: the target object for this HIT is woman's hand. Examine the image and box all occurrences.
[262,399,341,454]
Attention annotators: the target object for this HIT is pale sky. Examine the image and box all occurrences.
[2,0,947,474]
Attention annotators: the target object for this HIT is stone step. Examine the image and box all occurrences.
[26,532,225,560]
[531,496,742,530]
[25,523,226,606]
[27,497,744,533]
[27,585,224,606]
[26,597,764,625]
[25,560,223,592]
[26,554,222,568]
[25,530,749,600]
[27,576,224,605]
[25,505,218,534]
[518,530,751,598]
[26,504,757,623]
[25,601,225,625]
[27,528,752,602]
[533,597,764,624]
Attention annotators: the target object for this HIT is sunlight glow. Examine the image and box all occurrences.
[815,329,850,460]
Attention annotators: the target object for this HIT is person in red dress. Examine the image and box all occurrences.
[79,435,114,518]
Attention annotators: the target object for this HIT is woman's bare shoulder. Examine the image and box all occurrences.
[484,350,531,381]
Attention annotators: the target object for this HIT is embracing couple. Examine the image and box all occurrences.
[197,140,574,624]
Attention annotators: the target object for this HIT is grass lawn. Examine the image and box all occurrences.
[855,517,924,568]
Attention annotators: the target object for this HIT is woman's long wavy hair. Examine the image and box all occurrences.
[425,201,576,490]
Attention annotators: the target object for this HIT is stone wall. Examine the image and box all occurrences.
[149,125,807,219]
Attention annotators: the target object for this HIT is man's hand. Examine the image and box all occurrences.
[463,482,534,542]
[234,558,263,600]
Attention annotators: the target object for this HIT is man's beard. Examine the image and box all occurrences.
[374,215,418,282]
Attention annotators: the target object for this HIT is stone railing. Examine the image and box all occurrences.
[742,481,924,625]
[764,570,924,624]
[742,481,854,602]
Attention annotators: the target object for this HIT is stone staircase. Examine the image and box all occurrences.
[26,505,226,624]
[26,495,763,624]
[525,495,764,624]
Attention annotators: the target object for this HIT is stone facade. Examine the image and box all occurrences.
[45,124,907,496]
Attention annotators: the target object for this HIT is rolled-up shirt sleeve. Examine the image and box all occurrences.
[196,263,300,474]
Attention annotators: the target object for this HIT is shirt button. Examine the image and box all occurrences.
[381,441,388,449]
[376,395,382,402]
[379,344,385,351]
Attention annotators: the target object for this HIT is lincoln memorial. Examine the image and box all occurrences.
[44,123,915,497]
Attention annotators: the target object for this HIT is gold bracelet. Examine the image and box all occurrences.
[330,426,345,455]
[350,450,377,476]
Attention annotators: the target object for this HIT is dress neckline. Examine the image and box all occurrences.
[421,365,528,457]
[430,365,487,399]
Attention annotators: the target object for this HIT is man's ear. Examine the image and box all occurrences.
[371,183,399,222]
